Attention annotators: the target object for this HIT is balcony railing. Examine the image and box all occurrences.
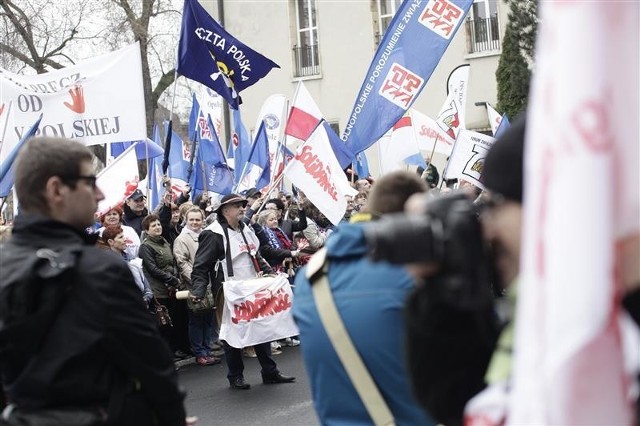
[292,44,320,78]
[465,16,501,54]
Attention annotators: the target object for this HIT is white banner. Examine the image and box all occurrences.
[379,113,422,175]
[507,2,639,424]
[196,87,223,138]
[285,124,357,225]
[0,43,146,155]
[411,109,455,156]
[486,103,502,136]
[219,274,299,348]
[96,144,139,214]
[444,129,495,189]
[255,94,288,182]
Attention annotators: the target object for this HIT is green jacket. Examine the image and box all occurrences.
[139,235,179,298]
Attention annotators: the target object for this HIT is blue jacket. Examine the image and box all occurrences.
[293,222,434,426]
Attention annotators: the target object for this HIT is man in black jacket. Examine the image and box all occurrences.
[122,189,149,236]
[0,137,187,425]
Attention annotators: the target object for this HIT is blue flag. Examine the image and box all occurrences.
[353,151,370,179]
[0,114,42,198]
[148,125,165,210]
[111,140,164,160]
[228,108,252,184]
[494,114,511,139]
[323,121,354,169]
[188,93,200,140]
[405,152,427,168]
[177,0,280,109]
[190,114,233,195]
[164,121,191,183]
[342,0,472,154]
[245,121,271,190]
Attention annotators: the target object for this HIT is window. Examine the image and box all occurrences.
[375,0,402,46]
[293,0,320,77]
[465,0,500,54]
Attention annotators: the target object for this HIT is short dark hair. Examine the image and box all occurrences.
[101,224,123,245]
[141,214,161,231]
[15,137,94,214]
[367,171,427,216]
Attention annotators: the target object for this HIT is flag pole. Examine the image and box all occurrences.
[144,138,151,211]
[439,132,459,189]
[0,101,13,155]
[162,72,179,175]
[428,133,440,167]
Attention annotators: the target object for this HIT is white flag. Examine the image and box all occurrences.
[285,124,357,225]
[509,2,639,424]
[378,113,423,175]
[96,144,139,214]
[196,87,223,138]
[411,109,456,156]
[444,129,495,189]
[436,64,470,140]
[0,43,146,154]
[486,103,502,136]
[255,94,288,179]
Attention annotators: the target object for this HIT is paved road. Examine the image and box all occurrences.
[179,346,319,426]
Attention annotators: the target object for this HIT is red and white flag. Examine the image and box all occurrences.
[412,108,455,157]
[285,124,356,225]
[509,2,639,424]
[378,113,423,175]
[284,82,322,142]
[436,64,470,140]
[486,103,502,136]
[96,144,139,214]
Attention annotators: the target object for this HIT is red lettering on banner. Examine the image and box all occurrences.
[419,0,464,39]
[198,116,213,140]
[231,288,292,324]
[571,98,613,153]
[295,145,338,201]
[379,63,424,109]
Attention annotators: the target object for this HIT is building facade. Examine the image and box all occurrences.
[203,0,508,175]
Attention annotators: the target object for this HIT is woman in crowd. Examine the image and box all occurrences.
[101,224,154,307]
[98,205,140,258]
[264,197,307,241]
[254,210,299,273]
[173,207,221,367]
[139,214,190,359]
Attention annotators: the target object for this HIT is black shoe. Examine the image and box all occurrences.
[174,350,190,359]
[262,372,296,384]
[229,377,251,390]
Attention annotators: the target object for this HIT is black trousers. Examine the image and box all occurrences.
[224,342,277,381]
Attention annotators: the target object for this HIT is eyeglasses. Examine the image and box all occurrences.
[62,174,98,189]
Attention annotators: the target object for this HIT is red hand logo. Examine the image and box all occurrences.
[0,103,5,116]
[63,86,85,113]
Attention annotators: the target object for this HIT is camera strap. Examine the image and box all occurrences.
[306,248,395,426]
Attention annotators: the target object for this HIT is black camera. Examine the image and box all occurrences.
[363,192,501,425]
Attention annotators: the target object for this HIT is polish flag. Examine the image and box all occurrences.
[285,124,356,225]
[507,2,639,424]
[284,81,322,142]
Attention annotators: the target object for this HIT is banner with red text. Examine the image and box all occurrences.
[0,43,146,155]
[219,274,299,348]
[505,2,639,424]
[411,109,455,156]
[285,123,357,225]
[96,144,140,214]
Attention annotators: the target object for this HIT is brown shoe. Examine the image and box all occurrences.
[196,356,221,366]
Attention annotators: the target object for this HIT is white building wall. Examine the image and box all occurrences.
[202,0,509,176]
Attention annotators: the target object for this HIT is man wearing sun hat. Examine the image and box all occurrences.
[191,194,296,390]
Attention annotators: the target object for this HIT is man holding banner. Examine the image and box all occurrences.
[190,194,296,390]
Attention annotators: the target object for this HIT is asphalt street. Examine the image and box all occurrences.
[179,346,319,426]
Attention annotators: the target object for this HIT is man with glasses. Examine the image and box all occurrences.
[123,188,148,236]
[0,137,188,424]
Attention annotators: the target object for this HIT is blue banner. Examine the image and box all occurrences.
[342,0,472,154]
[0,114,42,198]
[111,140,164,160]
[245,121,270,190]
[353,152,370,179]
[494,114,511,139]
[177,0,280,109]
[164,121,190,183]
[228,107,252,184]
[148,125,164,211]
[190,114,233,195]
[323,121,354,169]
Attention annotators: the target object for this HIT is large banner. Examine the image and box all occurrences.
[436,63,470,139]
[505,2,640,424]
[0,43,146,154]
[342,0,472,154]
[96,144,139,213]
[444,129,494,188]
[219,274,299,348]
[412,109,455,156]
